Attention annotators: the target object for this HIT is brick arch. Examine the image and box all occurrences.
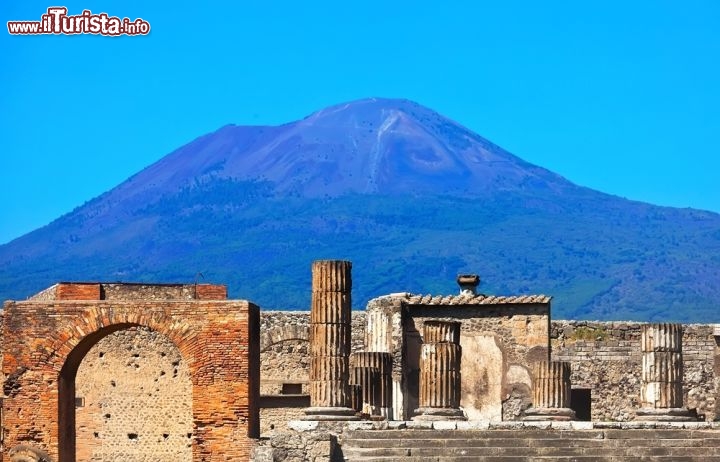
[45,309,198,374]
[2,297,260,462]
[260,325,309,352]
[55,319,198,461]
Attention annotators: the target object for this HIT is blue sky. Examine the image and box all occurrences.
[1,1,719,244]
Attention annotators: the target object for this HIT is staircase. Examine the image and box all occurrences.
[340,427,720,461]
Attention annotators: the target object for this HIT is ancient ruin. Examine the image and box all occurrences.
[2,263,720,461]
[414,321,465,421]
[523,361,575,421]
[1,282,260,462]
[636,323,697,421]
[304,260,357,421]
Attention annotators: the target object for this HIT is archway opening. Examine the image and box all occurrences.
[59,324,192,462]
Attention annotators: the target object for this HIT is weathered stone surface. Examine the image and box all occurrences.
[306,260,355,418]
[75,327,192,461]
[351,366,380,415]
[8,444,53,462]
[414,326,466,423]
[310,356,349,382]
[531,361,572,410]
[422,320,461,344]
[418,342,461,409]
[642,323,683,353]
[308,381,351,408]
[310,292,351,324]
[309,323,351,357]
[311,260,352,293]
[551,320,718,422]
[639,323,685,411]
[351,352,393,415]
[405,304,549,421]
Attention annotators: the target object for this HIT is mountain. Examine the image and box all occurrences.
[1,98,719,322]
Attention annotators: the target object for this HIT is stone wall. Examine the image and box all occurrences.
[259,311,366,395]
[258,311,366,435]
[75,327,192,461]
[404,304,549,421]
[256,312,720,424]
[551,320,719,421]
[252,421,343,462]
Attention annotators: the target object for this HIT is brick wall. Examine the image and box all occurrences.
[57,283,101,300]
[2,295,259,462]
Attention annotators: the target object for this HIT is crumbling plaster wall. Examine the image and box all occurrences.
[551,321,719,421]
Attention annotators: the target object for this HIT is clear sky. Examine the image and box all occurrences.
[1,1,719,245]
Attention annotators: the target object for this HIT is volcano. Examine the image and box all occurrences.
[1,98,718,322]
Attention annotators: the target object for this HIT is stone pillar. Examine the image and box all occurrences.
[636,323,696,421]
[349,384,362,413]
[423,320,461,344]
[524,361,576,421]
[352,352,393,418]
[413,321,466,421]
[304,260,358,420]
[351,366,380,416]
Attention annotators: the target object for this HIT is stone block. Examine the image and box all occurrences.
[345,421,375,431]
[456,420,490,430]
[406,420,433,429]
[432,420,457,430]
[289,420,319,432]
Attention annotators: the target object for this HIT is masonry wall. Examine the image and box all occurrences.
[258,311,366,434]
[2,295,259,462]
[551,321,720,421]
[405,304,549,421]
[256,312,719,424]
[75,327,192,461]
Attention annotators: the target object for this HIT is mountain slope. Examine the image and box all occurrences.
[1,98,718,322]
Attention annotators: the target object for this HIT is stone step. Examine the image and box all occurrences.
[345,428,720,440]
[344,435,720,449]
[341,428,720,462]
[346,458,720,462]
[343,445,720,458]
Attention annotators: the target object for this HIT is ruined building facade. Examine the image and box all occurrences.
[1,263,720,461]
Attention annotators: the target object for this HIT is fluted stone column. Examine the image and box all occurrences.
[423,320,461,344]
[414,321,466,421]
[524,361,576,421]
[352,352,393,418]
[350,384,362,413]
[304,260,358,420]
[351,366,380,416]
[636,323,696,421]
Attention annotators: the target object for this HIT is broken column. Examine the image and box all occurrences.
[304,260,358,420]
[414,321,466,421]
[636,323,696,421]
[351,365,380,416]
[524,361,576,421]
[351,352,393,418]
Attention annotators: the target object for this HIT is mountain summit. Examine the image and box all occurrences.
[1,98,719,322]
[106,98,573,201]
